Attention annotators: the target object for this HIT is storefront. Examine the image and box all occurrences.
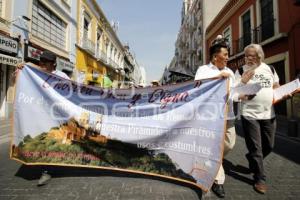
[24,44,74,79]
[0,33,21,118]
[24,43,43,64]
[76,48,106,86]
[56,57,75,78]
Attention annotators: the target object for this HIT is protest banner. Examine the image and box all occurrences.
[11,65,229,191]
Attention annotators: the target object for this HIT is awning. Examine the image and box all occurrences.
[169,67,194,78]
[168,59,195,78]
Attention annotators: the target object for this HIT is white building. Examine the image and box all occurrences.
[0,0,77,119]
[139,65,147,87]
[164,0,228,84]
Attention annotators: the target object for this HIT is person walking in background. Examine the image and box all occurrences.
[235,44,279,194]
[38,50,70,79]
[195,35,236,198]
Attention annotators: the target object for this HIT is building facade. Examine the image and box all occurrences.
[132,60,142,87]
[1,0,77,119]
[17,0,77,75]
[122,44,145,88]
[76,0,125,88]
[0,0,22,118]
[0,0,76,117]
[0,0,143,119]
[123,45,135,87]
[205,0,300,118]
[163,0,228,84]
[139,66,146,87]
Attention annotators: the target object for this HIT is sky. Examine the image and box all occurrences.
[97,0,182,84]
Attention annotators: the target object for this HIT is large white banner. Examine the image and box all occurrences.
[11,65,229,192]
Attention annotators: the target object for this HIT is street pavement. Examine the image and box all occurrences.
[0,118,300,200]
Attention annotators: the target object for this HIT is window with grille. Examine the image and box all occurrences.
[242,10,251,49]
[84,17,90,32]
[97,29,102,41]
[82,12,91,43]
[223,26,232,55]
[110,45,114,58]
[96,28,102,56]
[96,28,102,47]
[260,0,274,41]
[31,0,66,49]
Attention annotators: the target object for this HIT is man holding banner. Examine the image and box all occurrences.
[13,45,231,193]
[195,36,236,198]
[17,50,70,186]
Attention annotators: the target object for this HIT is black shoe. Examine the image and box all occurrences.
[211,183,225,198]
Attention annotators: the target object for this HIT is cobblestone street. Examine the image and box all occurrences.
[1,119,300,200]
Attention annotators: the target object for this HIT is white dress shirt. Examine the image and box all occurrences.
[195,63,236,120]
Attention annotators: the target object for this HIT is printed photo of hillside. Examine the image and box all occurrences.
[11,117,196,183]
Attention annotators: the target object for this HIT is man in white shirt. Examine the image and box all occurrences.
[195,37,236,198]
[235,44,279,194]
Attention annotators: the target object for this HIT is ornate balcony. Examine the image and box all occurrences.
[81,30,95,55]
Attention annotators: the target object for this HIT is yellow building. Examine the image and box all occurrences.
[76,0,125,87]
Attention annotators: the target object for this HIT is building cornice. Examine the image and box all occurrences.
[206,0,247,39]
[29,36,69,59]
[90,0,124,51]
[39,0,70,24]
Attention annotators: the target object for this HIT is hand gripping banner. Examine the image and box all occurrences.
[11,65,229,192]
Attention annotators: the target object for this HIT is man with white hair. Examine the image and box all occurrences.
[235,44,279,194]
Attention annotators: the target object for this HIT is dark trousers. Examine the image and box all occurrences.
[241,116,276,183]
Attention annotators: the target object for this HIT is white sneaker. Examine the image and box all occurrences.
[37,171,51,186]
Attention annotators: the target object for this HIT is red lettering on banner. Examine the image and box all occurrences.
[160,92,189,109]
[148,89,189,109]
[148,89,164,103]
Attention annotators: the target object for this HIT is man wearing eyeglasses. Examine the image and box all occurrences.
[235,44,279,194]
